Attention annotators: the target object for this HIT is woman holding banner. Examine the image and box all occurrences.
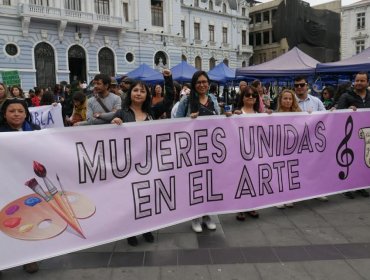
[0,98,40,273]
[274,89,302,208]
[233,85,261,220]
[175,70,220,233]
[111,69,174,245]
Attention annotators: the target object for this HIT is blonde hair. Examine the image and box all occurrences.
[0,82,10,105]
[277,89,302,112]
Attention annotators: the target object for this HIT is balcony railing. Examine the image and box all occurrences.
[20,4,123,27]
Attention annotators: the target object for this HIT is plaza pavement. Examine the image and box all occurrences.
[3,193,370,279]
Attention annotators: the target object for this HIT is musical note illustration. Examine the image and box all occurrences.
[336,116,354,180]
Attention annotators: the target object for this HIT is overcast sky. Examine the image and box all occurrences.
[258,0,360,6]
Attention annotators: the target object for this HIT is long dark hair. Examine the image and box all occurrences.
[123,80,152,113]
[237,86,260,113]
[189,70,210,113]
[1,98,32,125]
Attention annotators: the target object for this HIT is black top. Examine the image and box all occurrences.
[337,89,370,109]
[115,75,174,123]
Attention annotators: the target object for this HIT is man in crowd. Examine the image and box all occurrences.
[293,76,328,201]
[76,74,121,125]
[294,76,325,112]
[337,71,370,199]
[110,77,123,97]
[119,76,134,103]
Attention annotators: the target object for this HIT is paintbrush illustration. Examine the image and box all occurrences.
[25,178,85,238]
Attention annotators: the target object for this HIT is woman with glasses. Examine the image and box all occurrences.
[234,86,261,220]
[175,70,221,233]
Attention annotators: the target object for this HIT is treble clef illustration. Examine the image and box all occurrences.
[336,116,354,180]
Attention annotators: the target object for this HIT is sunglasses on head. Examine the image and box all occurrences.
[244,93,258,98]
[294,83,307,88]
[7,97,25,100]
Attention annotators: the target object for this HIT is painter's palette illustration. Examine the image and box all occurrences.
[0,161,95,240]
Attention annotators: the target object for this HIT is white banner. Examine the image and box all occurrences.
[29,104,64,129]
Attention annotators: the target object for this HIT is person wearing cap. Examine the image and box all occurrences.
[75,74,121,126]
[110,77,123,97]
[120,77,134,102]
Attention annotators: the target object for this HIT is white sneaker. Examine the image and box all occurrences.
[316,196,328,202]
[203,215,216,230]
[191,218,203,233]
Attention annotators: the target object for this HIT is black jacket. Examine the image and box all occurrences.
[115,75,174,122]
[337,89,370,109]
[0,122,40,132]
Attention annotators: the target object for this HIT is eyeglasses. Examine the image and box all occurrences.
[7,97,25,100]
[294,83,307,88]
[196,80,209,85]
[244,93,258,98]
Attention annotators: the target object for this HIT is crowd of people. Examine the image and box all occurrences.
[1,70,370,274]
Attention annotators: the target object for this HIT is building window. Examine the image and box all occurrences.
[65,0,80,10]
[272,9,277,19]
[242,30,247,45]
[5,43,18,56]
[181,20,185,38]
[194,0,199,7]
[357,12,365,30]
[222,27,228,43]
[255,13,261,23]
[209,57,216,70]
[272,31,277,43]
[3,0,10,5]
[209,0,213,10]
[194,22,200,40]
[356,40,365,54]
[126,52,134,63]
[209,25,215,42]
[250,15,254,24]
[195,56,202,70]
[222,3,227,13]
[242,7,246,17]
[263,31,270,45]
[95,0,109,14]
[263,11,270,23]
[122,2,129,21]
[30,0,49,5]
[249,33,254,46]
[151,0,163,27]
[255,32,261,46]
[272,51,277,59]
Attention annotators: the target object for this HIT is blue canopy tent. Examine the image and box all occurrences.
[316,47,370,74]
[171,61,197,82]
[143,61,198,83]
[208,62,236,84]
[126,63,161,80]
[236,47,319,78]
